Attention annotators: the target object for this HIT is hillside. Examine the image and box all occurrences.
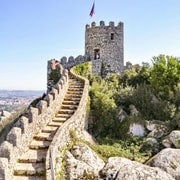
[0,90,44,112]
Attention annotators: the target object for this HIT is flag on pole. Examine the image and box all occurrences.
[89,2,95,17]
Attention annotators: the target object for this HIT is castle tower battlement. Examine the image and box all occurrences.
[86,21,123,29]
[85,21,124,76]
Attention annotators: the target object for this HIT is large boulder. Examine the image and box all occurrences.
[140,137,160,155]
[65,143,105,179]
[145,120,170,139]
[162,130,180,148]
[146,148,180,180]
[117,108,127,122]
[99,157,174,180]
[169,130,180,148]
[129,105,139,116]
[129,123,147,137]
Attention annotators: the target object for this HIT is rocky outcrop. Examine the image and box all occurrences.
[65,143,105,179]
[146,148,180,180]
[140,137,160,155]
[145,120,170,139]
[99,157,174,180]
[162,130,180,148]
[129,105,139,116]
[117,108,127,122]
[129,123,146,137]
[64,143,178,180]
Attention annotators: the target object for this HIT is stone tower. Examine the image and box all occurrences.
[85,21,124,76]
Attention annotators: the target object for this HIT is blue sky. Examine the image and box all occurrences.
[0,0,179,90]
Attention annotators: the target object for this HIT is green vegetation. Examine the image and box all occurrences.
[49,66,61,85]
[72,61,92,79]
[71,55,180,162]
[89,137,150,163]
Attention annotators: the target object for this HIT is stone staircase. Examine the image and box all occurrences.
[13,76,84,180]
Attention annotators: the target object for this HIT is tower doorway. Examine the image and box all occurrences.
[94,49,100,60]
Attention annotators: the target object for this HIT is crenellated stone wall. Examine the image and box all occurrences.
[47,56,90,90]
[0,60,89,179]
[60,55,89,70]
[0,64,69,179]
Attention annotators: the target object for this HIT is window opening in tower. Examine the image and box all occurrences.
[111,33,114,40]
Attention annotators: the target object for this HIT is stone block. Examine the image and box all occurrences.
[0,141,13,161]
[0,158,11,180]
[6,127,22,147]
[46,94,53,106]
[51,87,58,100]
[28,107,39,123]
[19,116,29,133]
[37,100,48,114]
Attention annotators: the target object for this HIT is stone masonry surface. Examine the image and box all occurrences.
[0,63,69,179]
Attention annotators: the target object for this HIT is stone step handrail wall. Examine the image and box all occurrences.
[0,64,69,179]
[46,67,89,179]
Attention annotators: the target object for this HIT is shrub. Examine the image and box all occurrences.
[49,66,61,85]
[91,137,151,163]
[72,62,92,79]
[114,86,134,113]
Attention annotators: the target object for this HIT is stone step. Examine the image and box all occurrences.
[64,95,82,100]
[58,109,75,114]
[69,81,83,84]
[65,93,82,98]
[52,117,67,122]
[48,121,63,127]
[62,100,79,105]
[68,81,84,86]
[68,87,84,91]
[69,82,83,85]
[42,126,58,133]
[67,90,83,95]
[13,175,45,180]
[34,132,54,141]
[55,113,72,119]
[66,93,83,97]
[14,162,45,176]
[69,85,84,89]
[18,149,47,163]
[29,140,50,150]
[61,104,78,110]
[64,97,81,102]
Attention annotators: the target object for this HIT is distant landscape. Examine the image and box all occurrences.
[0,90,45,113]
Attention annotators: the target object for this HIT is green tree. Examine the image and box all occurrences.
[120,63,150,88]
[89,78,117,138]
[150,55,180,99]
